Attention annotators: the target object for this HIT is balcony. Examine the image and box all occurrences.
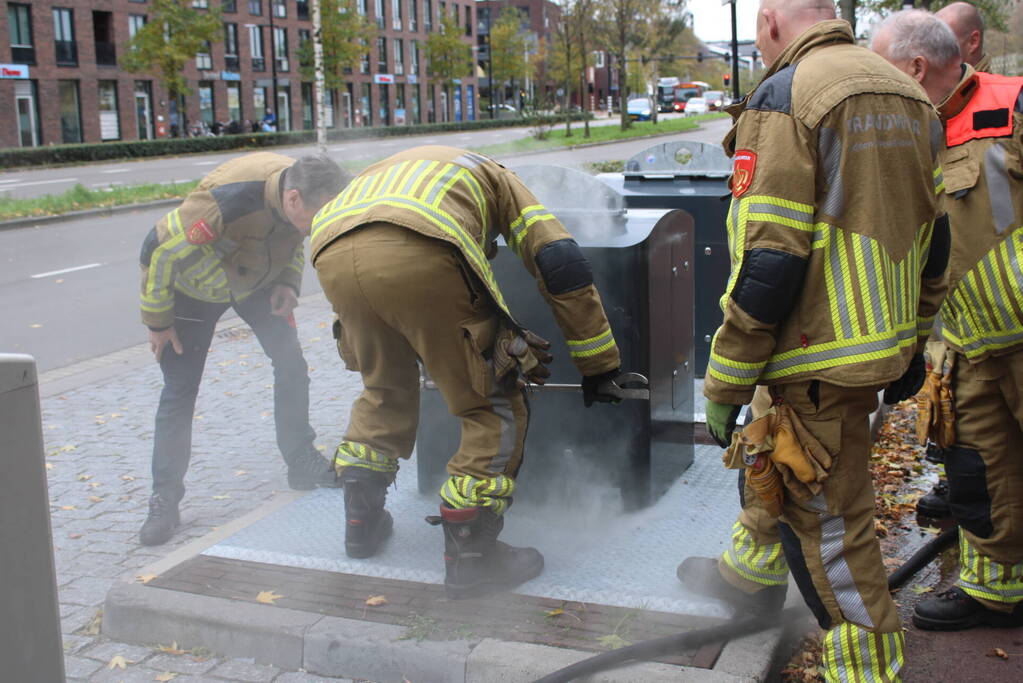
[11,46,35,64]
[252,57,266,71]
[55,40,78,66]
[95,41,116,66]
[225,55,240,70]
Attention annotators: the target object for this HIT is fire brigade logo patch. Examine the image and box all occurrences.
[731,149,758,198]
[186,219,216,245]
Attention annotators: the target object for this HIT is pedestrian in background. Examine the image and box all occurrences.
[138,152,349,546]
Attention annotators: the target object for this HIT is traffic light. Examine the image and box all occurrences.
[723,73,731,88]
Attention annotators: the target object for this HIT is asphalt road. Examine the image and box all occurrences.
[0,117,731,372]
[0,113,697,200]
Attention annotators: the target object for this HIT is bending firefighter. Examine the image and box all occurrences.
[138,153,348,546]
[879,9,1023,632]
[676,3,949,682]
[310,145,622,599]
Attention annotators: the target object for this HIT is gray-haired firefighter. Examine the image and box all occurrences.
[674,3,950,681]
[879,10,1023,631]
[310,145,622,599]
[139,152,348,546]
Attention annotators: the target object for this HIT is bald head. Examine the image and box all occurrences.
[756,0,838,67]
[872,9,963,105]
[936,2,985,67]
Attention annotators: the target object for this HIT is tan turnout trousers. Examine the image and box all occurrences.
[316,223,529,510]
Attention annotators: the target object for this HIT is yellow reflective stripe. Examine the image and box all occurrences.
[744,194,816,232]
[934,165,945,195]
[509,204,555,253]
[456,168,489,237]
[566,328,615,358]
[439,474,515,515]
[974,255,1012,330]
[851,234,880,335]
[383,160,413,194]
[722,197,750,307]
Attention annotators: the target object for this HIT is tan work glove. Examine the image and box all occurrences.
[491,327,553,392]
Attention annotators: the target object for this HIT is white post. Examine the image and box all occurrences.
[312,0,328,153]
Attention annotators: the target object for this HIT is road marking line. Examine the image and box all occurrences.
[195,161,219,165]
[101,168,130,174]
[31,263,102,279]
[1,177,78,189]
[0,178,23,184]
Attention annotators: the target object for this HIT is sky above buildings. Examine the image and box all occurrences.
[688,0,758,43]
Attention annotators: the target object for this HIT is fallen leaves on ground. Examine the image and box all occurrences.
[988,648,1010,660]
[154,673,177,682]
[68,533,82,539]
[88,495,103,503]
[121,475,135,481]
[156,641,186,655]
[234,470,248,476]
[45,463,54,470]
[597,633,630,650]
[107,655,130,670]
[365,595,388,606]
[212,494,231,500]
[781,633,824,683]
[545,608,564,617]
[136,573,158,584]
[77,474,92,481]
[256,590,283,605]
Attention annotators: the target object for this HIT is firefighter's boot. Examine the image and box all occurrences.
[287,448,340,490]
[676,557,786,615]
[342,468,393,559]
[139,493,180,546]
[913,587,1023,630]
[916,479,951,519]
[430,505,544,600]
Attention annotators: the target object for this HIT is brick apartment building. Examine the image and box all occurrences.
[0,0,480,148]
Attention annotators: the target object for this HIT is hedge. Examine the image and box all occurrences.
[0,114,592,169]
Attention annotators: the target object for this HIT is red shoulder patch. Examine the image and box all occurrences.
[186,219,216,245]
[731,149,758,198]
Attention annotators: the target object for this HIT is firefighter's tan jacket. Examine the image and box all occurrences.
[140,152,305,330]
[936,66,1023,362]
[705,21,949,406]
[309,146,620,377]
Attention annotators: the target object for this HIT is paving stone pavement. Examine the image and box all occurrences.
[41,295,375,682]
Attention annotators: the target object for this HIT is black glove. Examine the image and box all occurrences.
[884,353,926,405]
[582,368,621,408]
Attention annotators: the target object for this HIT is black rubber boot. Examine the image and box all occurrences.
[916,480,951,519]
[913,586,1023,631]
[139,493,180,546]
[676,557,786,615]
[342,468,393,559]
[286,448,340,490]
[429,505,544,600]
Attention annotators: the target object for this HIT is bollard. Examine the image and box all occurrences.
[0,354,66,682]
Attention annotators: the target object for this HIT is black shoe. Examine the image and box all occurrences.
[429,505,544,600]
[676,557,786,615]
[287,449,340,490]
[916,480,951,519]
[342,468,393,559]
[924,442,945,465]
[913,586,1023,631]
[139,494,180,546]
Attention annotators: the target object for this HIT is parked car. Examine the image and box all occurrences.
[683,97,708,116]
[627,97,653,121]
[704,90,726,111]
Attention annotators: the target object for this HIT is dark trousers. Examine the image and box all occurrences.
[151,288,315,503]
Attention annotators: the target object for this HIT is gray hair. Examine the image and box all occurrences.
[285,154,350,205]
[874,9,961,66]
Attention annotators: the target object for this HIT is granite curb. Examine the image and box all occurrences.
[0,198,181,232]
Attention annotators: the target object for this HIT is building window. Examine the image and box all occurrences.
[224,23,239,70]
[272,0,286,18]
[223,0,237,13]
[424,0,432,31]
[410,40,419,74]
[379,83,390,125]
[301,81,313,129]
[358,0,368,16]
[254,85,268,124]
[464,4,471,36]
[395,85,406,124]
[394,39,404,75]
[58,80,82,143]
[360,83,371,126]
[226,82,242,123]
[128,14,146,39]
[377,37,387,73]
[196,41,213,70]
[198,81,215,125]
[273,26,289,72]
[15,80,40,146]
[298,28,311,67]
[297,1,309,20]
[8,3,34,64]
[249,0,262,16]
[411,85,420,123]
[392,0,402,31]
[192,0,208,8]
[98,80,120,141]
[408,0,417,32]
[360,42,370,74]
[92,11,116,66]
[53,7,78,66]
[374,0,384,29]
[594,51,605,68]
[250,25,265,71]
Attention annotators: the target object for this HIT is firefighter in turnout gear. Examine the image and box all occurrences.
[138,153,348,546]
[675,3,949,681]
[310,145,621,598]
[878,9,1023,632]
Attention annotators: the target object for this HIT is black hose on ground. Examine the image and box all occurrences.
[532,526,961,683]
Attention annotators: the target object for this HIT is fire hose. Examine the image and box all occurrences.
[532,525,960,683]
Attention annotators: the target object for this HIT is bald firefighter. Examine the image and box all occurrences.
[310,145,621,599]
[674,2,949,680]
[877,9,1023,632]
[139,153,348,546]
[936,1,992,73]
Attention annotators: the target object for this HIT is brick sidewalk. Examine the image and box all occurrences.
[41,294,373,682]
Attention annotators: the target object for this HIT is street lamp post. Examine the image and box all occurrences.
[269,0,280,130]
[486,8,495,119]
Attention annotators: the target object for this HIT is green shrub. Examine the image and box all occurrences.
[0,114,592,169]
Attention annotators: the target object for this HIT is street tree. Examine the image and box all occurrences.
[120,0,222,136]
[549,10,582,136]
[297,0,376,90]
[425,11,474,121]
[596,0,653,130]
[490,9,529,109]
[573,0,597,137]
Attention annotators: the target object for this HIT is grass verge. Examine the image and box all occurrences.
[0,180,200,222]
